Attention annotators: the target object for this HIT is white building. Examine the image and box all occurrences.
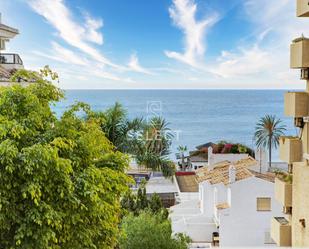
[170,157,284,247]
[0,14,24,85]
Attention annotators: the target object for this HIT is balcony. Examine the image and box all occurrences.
[275,178,292,207]
[0,53,24,71]
[297,0,309,17]
[284,92,309,117]
[290,37,309,68]
[271,217,292,247]
[279,136,302,163]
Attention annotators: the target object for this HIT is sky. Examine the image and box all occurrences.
[0,0,309,89]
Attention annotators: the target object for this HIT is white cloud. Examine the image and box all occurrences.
[211,0,309,83]
[211,45,272,78]
[28,0,153,85]
[33,42,89,66]
[28,0,121,69]
[165,0,219,67]
[128,53,152,75]
[83,11,104,45]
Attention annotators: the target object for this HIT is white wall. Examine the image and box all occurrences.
[208,149,249,170]
[200,181,227,217]
[254,148,268,173]
[200,181,214,216]
[219,177,283,247]
[172,216,218,242]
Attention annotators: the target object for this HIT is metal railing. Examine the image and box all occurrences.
[0,53,23,65]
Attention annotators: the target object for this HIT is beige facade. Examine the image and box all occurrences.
[271,1,309,247]
[284,92,309,117]
[290,38,309,68]
[279,136,302,164]
[291,162,309,246]
[275,178,292,207]
[271,217,292,247]
[297,0,309,17]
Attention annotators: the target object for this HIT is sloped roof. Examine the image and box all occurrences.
[249,170,276,183]
[176,175,198,192]
[196,157,257,185]
[196,142,215,150]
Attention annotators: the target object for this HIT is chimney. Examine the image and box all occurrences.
[229,165,236,184]
[208,146,214,169]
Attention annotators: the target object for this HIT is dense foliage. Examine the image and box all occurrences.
[121,183,168,218]
[94,103,176,177]
[119,211,190,249]
[0,67,130,249]
[95,102,144,153]
[134,117,176,177]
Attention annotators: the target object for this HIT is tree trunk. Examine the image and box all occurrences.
[181,154,184,171]
[268,138,272,171]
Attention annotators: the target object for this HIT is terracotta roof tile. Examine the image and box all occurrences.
[249,170,276,183]
[176,175,198,192]
[196,157,257,185]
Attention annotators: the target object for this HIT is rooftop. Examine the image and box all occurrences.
[146,176,178,194]
[249,169,276,183]
[196,156,257,185]
[196,142,215,150]
[176,175,198,192]
[0,23,19,35]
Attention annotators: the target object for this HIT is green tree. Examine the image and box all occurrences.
[144,117,173,156]
[97,102,144,153]
[136,184,148,211]
[135,117,175,177]
[254,115,286,170]
[0,67,130,249]
[119,211,191,249]
[148,193,163,214]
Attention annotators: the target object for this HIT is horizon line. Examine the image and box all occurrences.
[60,88,302,90]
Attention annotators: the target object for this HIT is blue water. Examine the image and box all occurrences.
[53,90,297,160]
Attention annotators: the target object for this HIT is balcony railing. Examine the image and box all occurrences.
[0,53,23,65]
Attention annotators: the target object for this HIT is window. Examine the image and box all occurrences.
[257,197,271,211]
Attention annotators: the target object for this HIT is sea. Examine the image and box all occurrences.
[53,90,297,161]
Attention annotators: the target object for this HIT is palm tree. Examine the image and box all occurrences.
[98,102,144,153]
[254,115,286,171]
[144,117,174,156]
[135,116,175,178]
[177,145,187,170]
